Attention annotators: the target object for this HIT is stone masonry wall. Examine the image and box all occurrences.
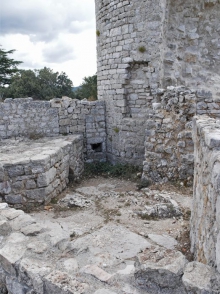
[0,98,59,139]
[0,97,106,162]
[0,135,83,207]
[51,97,106,162]
[142,87,220,183]
[95,0,167,165]
[191,116,220,273]
[95,0,220,166]
[142,87,196,184]
[164,0,220,97]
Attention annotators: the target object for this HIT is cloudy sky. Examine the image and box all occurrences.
[0,0,97,86]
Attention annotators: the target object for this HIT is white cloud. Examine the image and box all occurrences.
[0,0,97,86]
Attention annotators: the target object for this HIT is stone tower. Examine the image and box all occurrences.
[95,0,220,166]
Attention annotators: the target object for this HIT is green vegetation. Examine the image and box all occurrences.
[0,47,22,98]
[83,161,141,180]
[0,47,98,101]
[113,127,120,133]
[138,46,146,53]
[74,74,97,100]
[3,67,74,100]
[96,30,100,37]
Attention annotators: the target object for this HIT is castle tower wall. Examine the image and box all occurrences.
[95,0,168,164]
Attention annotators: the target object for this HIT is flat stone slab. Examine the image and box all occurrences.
[81,265,113,282]
[0,136,79,165]
[70,224,151,265]
[148,233,178,249]
[21,223,45,236]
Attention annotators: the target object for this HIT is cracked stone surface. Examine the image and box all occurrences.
[0,177,219,293]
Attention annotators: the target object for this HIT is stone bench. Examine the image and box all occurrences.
[0,135,83,207]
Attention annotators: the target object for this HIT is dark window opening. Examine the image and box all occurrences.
[91,143,102,152]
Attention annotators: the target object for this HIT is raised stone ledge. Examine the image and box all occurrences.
[0,135,84,207]
[0,97,106,162]
[191,116,220,273]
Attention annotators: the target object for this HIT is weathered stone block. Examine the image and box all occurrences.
[5,194,23,204]
[0,182,11,195]
[26,188,46,202]
[0,243,27,275]
[37,167,56,188]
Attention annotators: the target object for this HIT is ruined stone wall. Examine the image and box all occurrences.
[142,87,196,184]
[164,0,220,98]
[142,87,220,183]
[0,98,106,162]
[191,116,220,273]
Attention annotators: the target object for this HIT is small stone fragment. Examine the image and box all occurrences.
[148,234,178,249]
[21,224,44,236]
[0,203,8,210]
[27,241,48,254]
[0,220,11,236]
[81,265,113,282]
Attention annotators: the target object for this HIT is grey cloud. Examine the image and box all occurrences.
[43,44,76,63]
[0,0,95,42]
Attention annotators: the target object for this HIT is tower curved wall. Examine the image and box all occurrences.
[95,0,167,164]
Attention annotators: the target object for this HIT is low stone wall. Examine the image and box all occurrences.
[51,97,106,162]
[0,97,106,162]
[0,135,83,207]
[191,116,220,273]
[142,87,220,184]
[0,98,59,138]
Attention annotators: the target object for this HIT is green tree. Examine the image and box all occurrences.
[4,67,75,100]
[75,74,97,100]
[0,47,22,98]
[4,70,39,99]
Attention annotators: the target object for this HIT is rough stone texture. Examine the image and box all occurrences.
[54,97,106,162]
[142,87,196,183]
[0,135,84,207]
[0,97,106,162]
[182,262,220,294]
[148,234,178,250]
[0,98,59,139]
[135,247,188,293]
[95,0,220,177]
[191,116,220,272]
[95,0,168,165]
[0,202,219,293]
[165,0,220,97]
[0,206,151,294]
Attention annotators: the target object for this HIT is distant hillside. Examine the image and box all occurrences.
[72,86,81,92]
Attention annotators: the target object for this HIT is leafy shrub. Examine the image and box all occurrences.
[83,162,141,180]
